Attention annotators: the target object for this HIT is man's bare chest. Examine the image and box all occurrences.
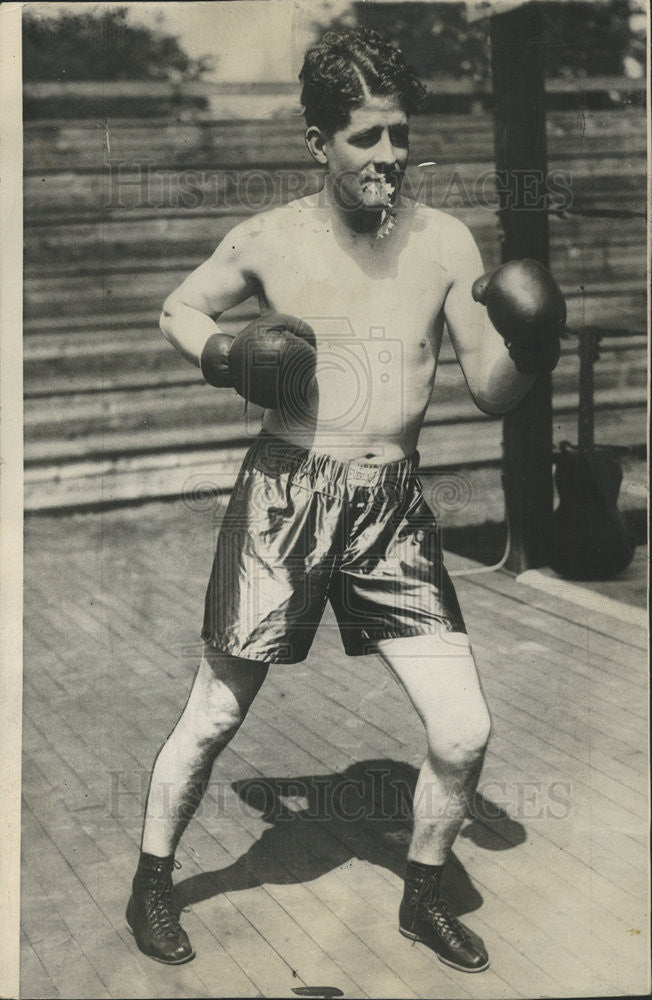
[253,232,449,340]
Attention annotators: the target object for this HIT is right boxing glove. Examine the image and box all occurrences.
[201,312,317,412]
[471,259,565,374]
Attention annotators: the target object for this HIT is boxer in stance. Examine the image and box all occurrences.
[127,29,564,973]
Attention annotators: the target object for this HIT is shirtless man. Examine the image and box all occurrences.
[127,28,564,975]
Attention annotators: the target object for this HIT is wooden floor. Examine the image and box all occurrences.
[21,501,649,999]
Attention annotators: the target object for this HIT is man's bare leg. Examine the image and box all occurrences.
[375,631,491,972]
[141,647,268,856]
[128,645,268,964]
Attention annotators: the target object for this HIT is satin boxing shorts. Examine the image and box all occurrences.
[201,432,466,663]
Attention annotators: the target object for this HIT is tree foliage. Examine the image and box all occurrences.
[351,2,491,86]
[540,1,638,78]
[325,1,643,85]
[22,6,215,81]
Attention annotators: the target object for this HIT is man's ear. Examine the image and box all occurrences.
[305,126,329,165]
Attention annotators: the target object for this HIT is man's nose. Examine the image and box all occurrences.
[373,130,399,167]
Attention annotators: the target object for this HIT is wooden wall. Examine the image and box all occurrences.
[24,108,647,510]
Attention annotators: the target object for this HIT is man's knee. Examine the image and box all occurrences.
[199,677,246,739]
[426,704,492,770]
[178,649,267,745]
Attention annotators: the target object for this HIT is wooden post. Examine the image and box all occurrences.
[490,3,553,572]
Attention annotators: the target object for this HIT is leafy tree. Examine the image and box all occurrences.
[540,0,636,78]
[22,6,215,81]
[350,2,491,86]
[321,0,642,86]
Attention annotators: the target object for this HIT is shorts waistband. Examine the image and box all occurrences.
[245,431,419,499]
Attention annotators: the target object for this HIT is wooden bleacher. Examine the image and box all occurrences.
[23,106,647,510]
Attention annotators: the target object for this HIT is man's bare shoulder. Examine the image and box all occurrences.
[406,200,481,278]
[231,198,313,238]
[221,199,315,259]
[409,201,476,247]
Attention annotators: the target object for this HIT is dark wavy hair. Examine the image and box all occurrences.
[299,28,426,136]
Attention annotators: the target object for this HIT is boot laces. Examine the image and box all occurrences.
[424,898,472,948]
[410,878,471,948]
[145,864,183,939]
[409,874,438,929]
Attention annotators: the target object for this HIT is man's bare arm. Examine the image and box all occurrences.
[442,226,535,415]
[160,222,259,366]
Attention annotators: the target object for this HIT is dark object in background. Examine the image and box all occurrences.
[551,444,635,580]
[551,331,635,580]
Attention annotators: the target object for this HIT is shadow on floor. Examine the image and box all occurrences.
[176,759,525,919]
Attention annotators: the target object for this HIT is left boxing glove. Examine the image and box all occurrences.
[200,332,236,388]
[201,312,317,412]
[472,259,566,374]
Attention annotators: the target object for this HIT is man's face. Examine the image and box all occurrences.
[322,93,409,213]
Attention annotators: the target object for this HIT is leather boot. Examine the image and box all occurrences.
[126,853,195,964]
[399,861,489,972]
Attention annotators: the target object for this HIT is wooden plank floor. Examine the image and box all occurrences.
[22,502,649,999]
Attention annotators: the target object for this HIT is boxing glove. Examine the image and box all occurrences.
[472,259,566,374]
[201,312,317,412]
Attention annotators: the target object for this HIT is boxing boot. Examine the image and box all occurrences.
[399,861,489,973]
[126,852,195,964]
